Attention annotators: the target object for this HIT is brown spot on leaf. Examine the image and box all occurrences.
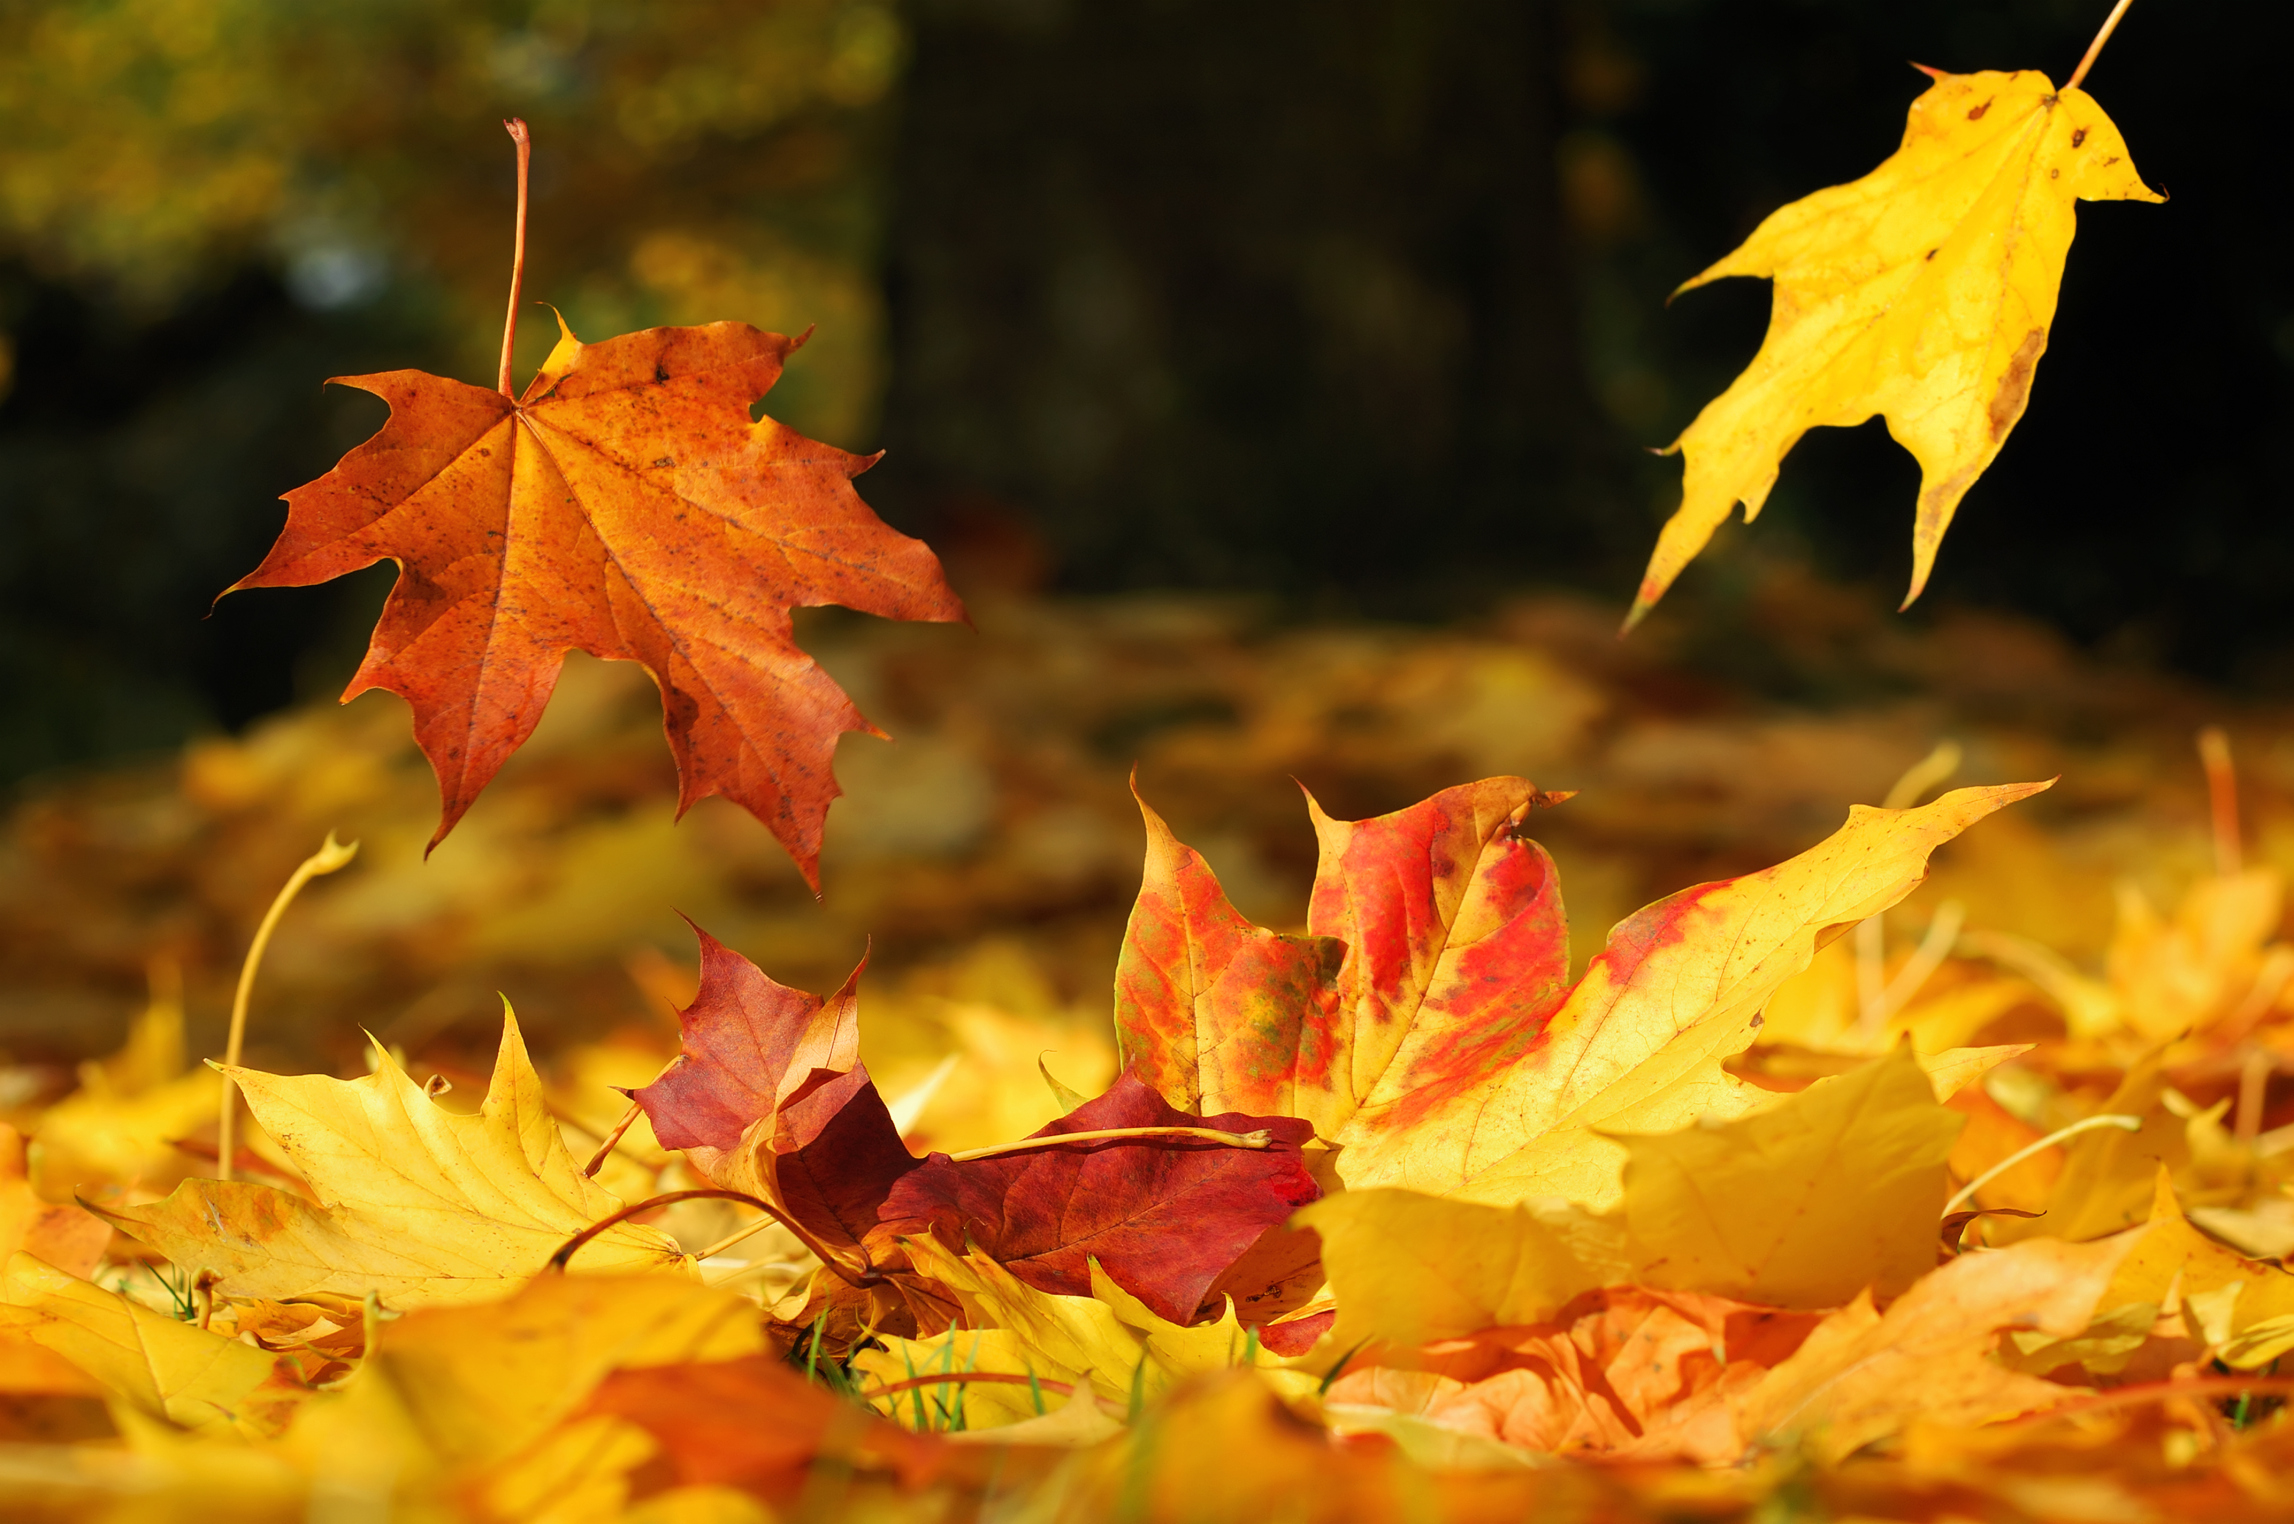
[1988,330,2045,443]
[2071,128,2088,148]
[2049,168,2059,180]
[1967,100,1991,120]
[1925,248,1938,261]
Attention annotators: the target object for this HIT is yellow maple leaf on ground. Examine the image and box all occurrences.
[0,1252,307,1437]
[1302,1047,1961,1360]
[1335,783,2045,1206]
[1629,68,2159,626]
[1734,1233,2133,1463]
[1120,777,2043,1212]
[272,1274,762,1516]
[856,1234,1314,1434]
[1619,1044,1961,1307]
[0,1124,109,1278]
[30,982,221,1201]
[91,1013,687,1307]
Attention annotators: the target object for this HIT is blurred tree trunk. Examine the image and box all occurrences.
[877,0,1617,605]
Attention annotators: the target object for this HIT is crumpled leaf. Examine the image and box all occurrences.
[877,1072,1318,1324]
[2042,1169,2294,1372]
[1119,776,2045,1207]
[229,316,965,881]
[1735,1233,2134,1462]
[1630,68,2159,623]
[94,1013,685,1307]
[1325,1286,1824,1465]
[0,1251,306,1436]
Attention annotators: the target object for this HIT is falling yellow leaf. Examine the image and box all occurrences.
[1630,69,2159,624]
[93,1013,687,1307]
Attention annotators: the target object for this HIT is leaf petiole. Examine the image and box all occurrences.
[2066,0,2136,92]
[217,832,358,1183]
[1942,1113,2142,1215]
[947,1125,1273,1163]
[497,118,531,398]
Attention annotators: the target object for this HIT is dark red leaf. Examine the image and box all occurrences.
[629,923,916,1253]
[878,1072,1320,1325]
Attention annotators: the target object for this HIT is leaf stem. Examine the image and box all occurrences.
[497,118,532,398]
[218,832,358,1184]
[1943,1113,2141,1215]
[860,1371,1082,1408]
[946,1125,1273,1163]
[580,1097,644,1178]
[692,1211,784,1262]
[2065,0,2135,92]
[546,1185,880,1289]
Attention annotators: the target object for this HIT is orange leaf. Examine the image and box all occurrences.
[1327,1286,1825,1465]
[232,233,961,884]
[1117,775,2046,1205]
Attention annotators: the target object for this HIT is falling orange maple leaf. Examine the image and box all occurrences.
[224,121,964,884]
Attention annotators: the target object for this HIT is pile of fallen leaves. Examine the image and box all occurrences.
[7,735,2294,1522]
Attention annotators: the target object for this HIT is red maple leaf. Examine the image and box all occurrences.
[629,924,1317,1323]
[876,1074,1320,1325]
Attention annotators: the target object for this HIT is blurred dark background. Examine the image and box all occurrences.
[2,0,2285,787]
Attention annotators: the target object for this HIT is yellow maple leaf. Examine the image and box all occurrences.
[1629,68,2159,626]
[1336,783,2046,1207]
[92,1012,687,1307]
[1304,1047,1962,1355]
[39,1274,764,1521]
[0,1251,306,1437]
[2030,1169,2294,1372]
[29,983,220,1200]
[1619,1043,1961,1307]
[856,1235,1313,1433]
[272,1274,762,1510]
[0,1124,109,1278]
[1297,1191,1627,1351]
[1735,1233,2133,1463]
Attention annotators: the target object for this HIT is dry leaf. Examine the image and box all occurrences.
[231,315,963,880]
[94,1014,686,1306]
[1631,69,2159,622]
[0,1251,306,1437]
